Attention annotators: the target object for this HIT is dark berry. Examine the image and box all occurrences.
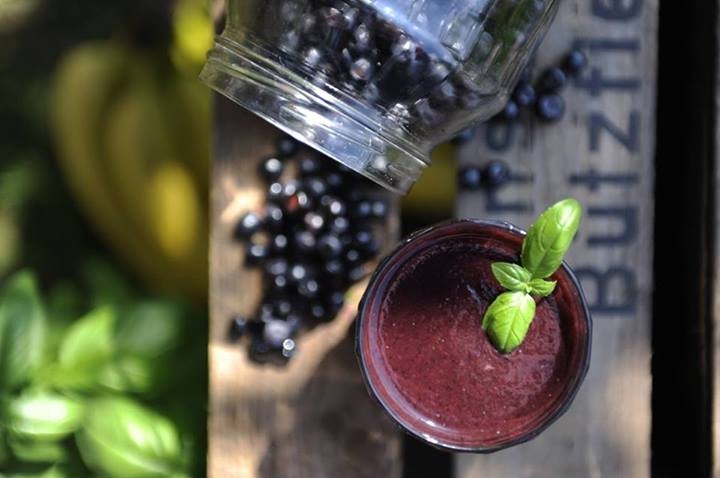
[310,302,329,321]
[228,315,247,342]
[299,156,324,176]
[304,212,325,232]
[245,243,269,266]
[270,274,289,292]
[263,319,293,348]
[536,93,565,122]
[458,166,483,190]
[413,99,443,128]
[353,229,374,249]
[563,50,588,75]
[270,233,289,253]
[259,157,284,182]
[265,258,288,276]
[323,258,345,278]
[429,82,458,111]
[303,177,328,197]
[353,23,373,51]
[330,216,350,235]
[321,196,347,216]
[538,67,567,93]
[267,182,284,203]
[294,230,317,254]
[344,248,361,265]
[290,264,309,282]
[317,234,344,258]
[258,302,274,320]
[285,190,311,214]
[371,199,389,219]
[483,160,511,188]
[501,100,520,121]
[512,82,536,107]
[250,337,272,357]
[326,291,345,315]
[233,212,263,241]
[281,338,297,358]
[353,200,373,219]
[325,172,344,190]
[350,58,374,82]
[276,135,299,158]
[347,265,367,283]
[274,299,293,317]
[265,203,284,230]
[297,278,320,298]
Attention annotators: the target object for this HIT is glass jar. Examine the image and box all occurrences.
[356,220,591,451]
[201,0,560,193]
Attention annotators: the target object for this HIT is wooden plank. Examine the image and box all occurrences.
[455,0,657,476]
[714,1,720,473]
[208,97,402,478]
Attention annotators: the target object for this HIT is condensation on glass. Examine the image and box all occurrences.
[201,0,560,193]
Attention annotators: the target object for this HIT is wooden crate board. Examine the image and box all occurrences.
[455,0,657,476]
[208,98,402,478]
[714,2,720,472]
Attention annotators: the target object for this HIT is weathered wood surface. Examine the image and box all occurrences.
[714,3,720,474]
[455,0,657,476]
[208,98,402,478]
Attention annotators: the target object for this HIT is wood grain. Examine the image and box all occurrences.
[714,2,720,472]
[455,0,657,476]
[208,97,402,478]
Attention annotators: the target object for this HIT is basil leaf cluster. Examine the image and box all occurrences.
[0,268,205,477]
[483,198,582,353]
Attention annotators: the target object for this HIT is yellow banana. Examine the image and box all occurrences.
[160,72,211,196]
[52,42,207,301]
[101,54,207,299]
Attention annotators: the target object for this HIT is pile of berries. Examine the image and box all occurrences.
[455,49,588,191]
[229,135,389,364]
[499,49,588,123]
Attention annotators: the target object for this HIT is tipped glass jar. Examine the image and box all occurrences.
[201,0,560,193]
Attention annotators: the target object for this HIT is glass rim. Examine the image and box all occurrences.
[355,218,593,453]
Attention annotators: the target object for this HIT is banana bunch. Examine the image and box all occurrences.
[50,40,210,301]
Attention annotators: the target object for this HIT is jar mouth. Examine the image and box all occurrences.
[200,37,430,195]
[355,219,593,452]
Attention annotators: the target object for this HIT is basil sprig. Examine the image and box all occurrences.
[482,198,582,353]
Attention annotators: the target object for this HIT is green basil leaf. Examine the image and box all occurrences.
[521,198,582,279]
[6,390,84,441]
[97,356,156,395]
[54,307,115,390]
[0,270,47,389]
[528,278,557,297]
[82,258,135,309]
[115,300,184,358]
[0,425,9,466]
[481,291,536,354]
[77,397,185,478]
[8,437,68,464]
[3,464,68,478]
[491,262,532,292]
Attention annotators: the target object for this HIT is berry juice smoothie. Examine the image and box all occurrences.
[357,220,591,451]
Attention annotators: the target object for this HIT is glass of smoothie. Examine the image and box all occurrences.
[356,219,591,452]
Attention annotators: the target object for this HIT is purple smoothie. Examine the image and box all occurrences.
[357,220,591,451]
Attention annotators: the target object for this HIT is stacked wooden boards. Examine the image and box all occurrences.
[207,0,659,475]
[456,0,658,476]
